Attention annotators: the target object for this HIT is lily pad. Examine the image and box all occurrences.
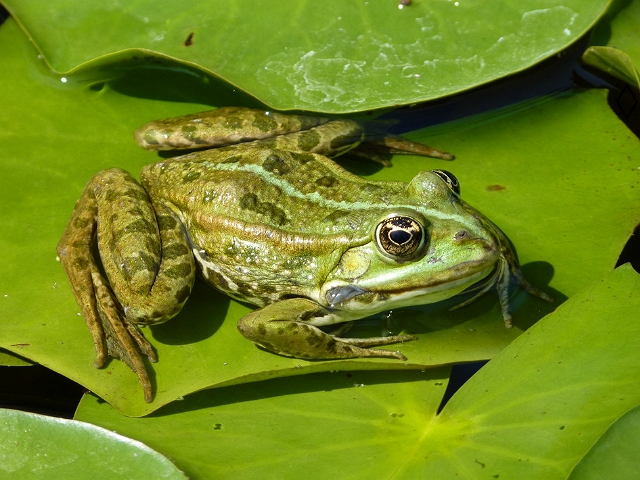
[73,265,640,479]
[0,348,33,366]
[568,404,640,480]
[0,408,187,479]
[417,264,640,478]
[583,0,640,88]
[582,46,640,88]
[76,369,453,479]
[0,16,639,416]
[3,0,612,112]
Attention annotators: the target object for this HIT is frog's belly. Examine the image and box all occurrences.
[192,246,320,307]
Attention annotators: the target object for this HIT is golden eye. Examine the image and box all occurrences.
[431,169,460,195]
[375,216,425,259]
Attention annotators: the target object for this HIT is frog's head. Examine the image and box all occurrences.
[320,170,501,316]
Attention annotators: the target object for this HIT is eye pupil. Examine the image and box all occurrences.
[390,229,411,245]
[375,216,426,259]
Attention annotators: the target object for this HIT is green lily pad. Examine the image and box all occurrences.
[0,408,187,479]
[582,46,640,88]
[568,404,640,480]
[3,0,612,112]
[0,16,639,416]
[417,264,640,478]
[76,368,452,479]
[73,265,640,479]
[583,0,640,88]
[0,349,33,366]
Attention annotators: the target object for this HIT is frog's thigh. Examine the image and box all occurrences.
[94,168,196,325]
[237,298,414,361]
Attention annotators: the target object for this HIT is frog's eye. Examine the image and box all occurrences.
[432,169,460,195]
[375,216,425,260]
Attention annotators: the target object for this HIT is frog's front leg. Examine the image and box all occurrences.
[237,298,416,361]
[57,168,196,402]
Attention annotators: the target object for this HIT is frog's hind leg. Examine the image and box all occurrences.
[347,136,454,167]
[237,298,416,361]
[57,168,196,402]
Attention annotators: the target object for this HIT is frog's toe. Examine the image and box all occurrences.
[104,321,155,401]
[333,334,417,360]
[92,275,156,402]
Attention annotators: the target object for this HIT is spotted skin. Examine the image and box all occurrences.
[135,107,332,151]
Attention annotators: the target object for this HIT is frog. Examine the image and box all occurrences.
[57,107,552,402]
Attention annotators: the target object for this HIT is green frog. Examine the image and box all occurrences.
[57,107,552,402]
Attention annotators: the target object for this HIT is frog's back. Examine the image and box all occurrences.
[142,146,407,238]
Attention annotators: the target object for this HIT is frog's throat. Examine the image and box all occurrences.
[318,265,494,321]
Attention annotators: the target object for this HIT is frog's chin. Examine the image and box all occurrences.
[318,265,494,322]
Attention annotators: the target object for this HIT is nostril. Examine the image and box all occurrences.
[454,230,470,241]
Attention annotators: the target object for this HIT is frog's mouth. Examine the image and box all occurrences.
[320,263,495,317]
